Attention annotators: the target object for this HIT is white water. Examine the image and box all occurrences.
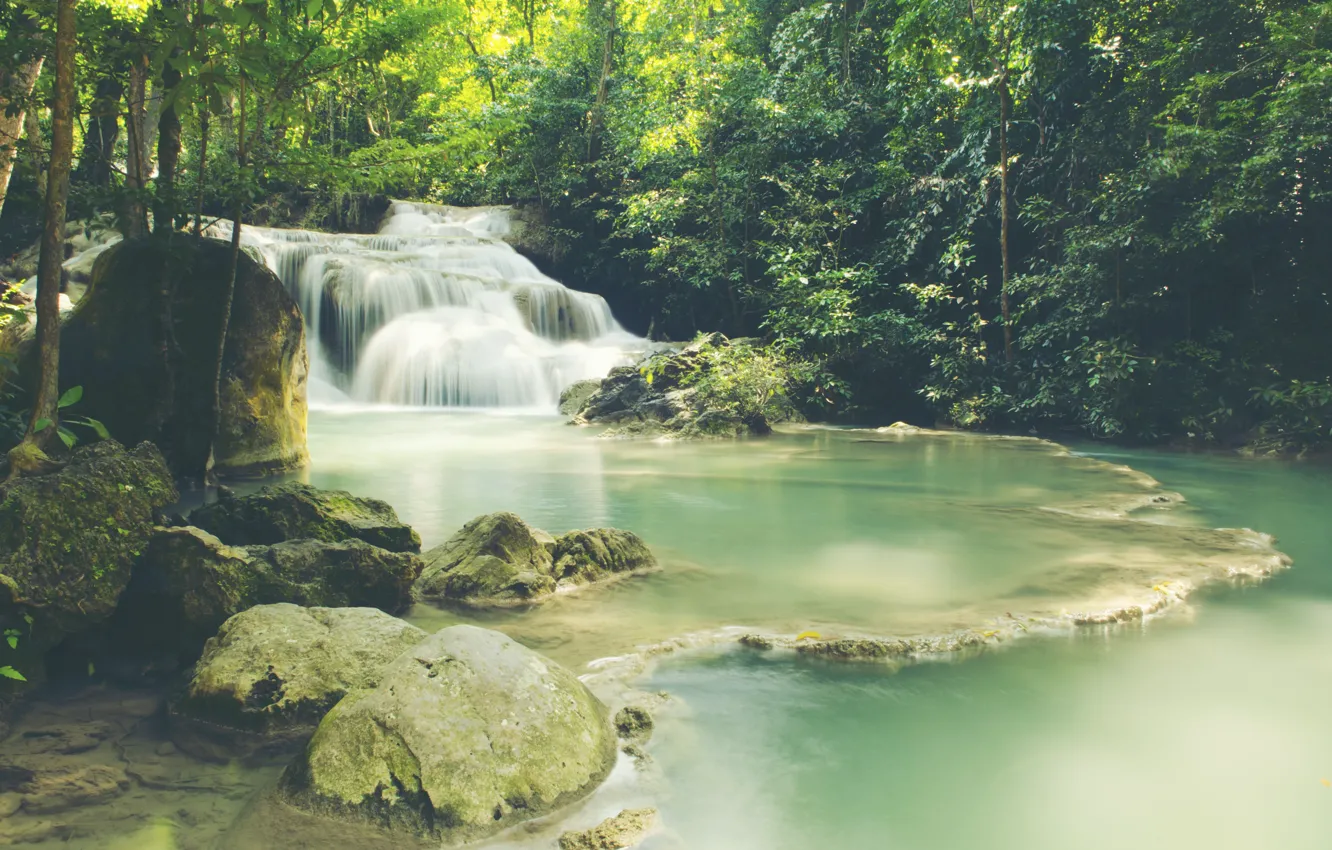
[215,203,642,409]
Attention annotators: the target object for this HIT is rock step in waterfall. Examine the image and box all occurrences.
[217,202,644,409]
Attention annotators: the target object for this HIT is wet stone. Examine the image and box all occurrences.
[558,808,659,850]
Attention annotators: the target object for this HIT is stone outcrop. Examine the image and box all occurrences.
[559,808,659,850]
[113,526,421,655]
[566,334,799,438]
[170,604,426,761]
[190,482,422,552]
[413,512,656,607]
[279,625,616,843]
[32,235,309,479]
[0,441,177,670]
[559,379,603,416]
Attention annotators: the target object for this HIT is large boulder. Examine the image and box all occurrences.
[113,526,421,655]
[0,441,177,668]
[35,235,309,479]
[414,512,556,605]
[279,625,617,843]
[413,513,656,606]
[190,482,421,552]
[170,604,426,761]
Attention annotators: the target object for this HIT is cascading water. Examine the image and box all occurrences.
[215,202,642,409]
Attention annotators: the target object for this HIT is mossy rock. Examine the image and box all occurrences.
[413,512,555,605]
[414,513,656,606]
[552,529,656,587]
[170,604,425,761]
[113,526,422,657]
[190,482,422,552]
[279,625,616,842]
[29,235,309,479]
[0,441,177,671]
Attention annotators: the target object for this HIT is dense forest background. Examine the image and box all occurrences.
[1,0,1329,450]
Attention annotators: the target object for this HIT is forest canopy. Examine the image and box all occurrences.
[2,0,1329,450]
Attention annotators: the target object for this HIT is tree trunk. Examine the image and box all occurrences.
[0,58,44,221]
[122,55,151,238]
[8,0,76,476]
[998,70,1014,364]
[209,69,248,482]
[75,77,122,189]
[586,0,616,163]
[193,108,209,238]
[153,61,183,235]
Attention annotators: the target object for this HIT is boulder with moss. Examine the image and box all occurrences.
[413,513,656,606]
[569,334,800,438]
[190,482,421,552]
[413,512,555,605]
[113,526,421,655]
[551,529,656,587]
[279,625,616,843]
[0,441,177,669]
[25,235,309,479]
[169,604,426,761]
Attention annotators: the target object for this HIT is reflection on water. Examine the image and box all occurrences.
[2,414,1323,848]
[305,412,1284,667]
[647,446,1332,850]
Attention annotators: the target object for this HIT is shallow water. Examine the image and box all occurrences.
[3,415,1325,848]
[307,412,1282,667]
[646,447,1332,850]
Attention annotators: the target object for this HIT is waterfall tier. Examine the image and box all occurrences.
[216,203,642,409]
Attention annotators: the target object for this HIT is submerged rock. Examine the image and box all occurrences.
[190,482,421,552]
[115,526,421,654]
[0,441,177,669]
[11,765,130,814]
[413,513,656,606]
[29,234,309,479]
[171,604,426,761]
[613,706,654,742]
[279,625,616,843]
[559,808,659,850]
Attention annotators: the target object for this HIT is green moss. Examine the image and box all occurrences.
[0,441,177,668]
[190,482,421,552]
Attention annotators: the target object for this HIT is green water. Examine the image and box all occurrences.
[645,448,1332,850]
[307,411,1283,668]
[7,412,1325,848]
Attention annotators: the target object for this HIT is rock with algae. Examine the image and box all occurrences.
[0,441,177,665]
[413,512,656,606]
[114,526,422,654]
[190,481,422,552]
[279,625,617,843]
[170,604,426,761]
[559,808,659,850]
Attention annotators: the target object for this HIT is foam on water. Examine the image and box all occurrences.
[211,202,641,409]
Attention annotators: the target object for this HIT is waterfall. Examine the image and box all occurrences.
[214,202,642,410]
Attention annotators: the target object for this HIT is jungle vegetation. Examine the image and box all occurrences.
[1,0,1329,451]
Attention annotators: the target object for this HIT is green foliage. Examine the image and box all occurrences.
[11,0,1326,450]
[666,336,799,427]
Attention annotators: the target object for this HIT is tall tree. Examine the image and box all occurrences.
[7,0,76,477]
[0,11,44,222]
